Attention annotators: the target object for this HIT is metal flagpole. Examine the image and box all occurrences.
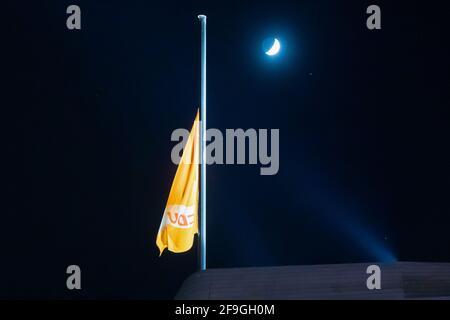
[198,14,207,271]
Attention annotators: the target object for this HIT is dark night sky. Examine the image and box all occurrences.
[3,0,449,299]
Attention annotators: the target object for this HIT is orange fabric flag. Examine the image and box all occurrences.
[156,111,199,255]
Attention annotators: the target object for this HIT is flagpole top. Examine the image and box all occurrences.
[198,15,207,21]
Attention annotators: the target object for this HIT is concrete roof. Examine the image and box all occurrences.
[176,262,450,300]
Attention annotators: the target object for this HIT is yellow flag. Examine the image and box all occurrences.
[156,111,199,255]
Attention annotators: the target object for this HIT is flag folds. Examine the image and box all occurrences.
[156,111,199,255]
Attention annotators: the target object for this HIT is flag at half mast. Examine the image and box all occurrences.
[156,110,199,255]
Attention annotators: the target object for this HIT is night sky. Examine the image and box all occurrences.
[3,0,449,299]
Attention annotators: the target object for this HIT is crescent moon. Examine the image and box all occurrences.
[265,38,280,56]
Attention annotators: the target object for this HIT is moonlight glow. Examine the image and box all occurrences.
[265,38,281,56]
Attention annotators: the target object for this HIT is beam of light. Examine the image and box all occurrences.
[283,154,397,263]
[329,210,397,263]
[265,38,281,56]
